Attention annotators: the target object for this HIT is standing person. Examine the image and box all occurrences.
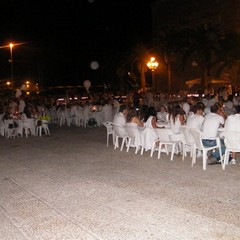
[223,105,240,164]
[202,103,226,164]
[101,100,113,122]
[18,96,25,114]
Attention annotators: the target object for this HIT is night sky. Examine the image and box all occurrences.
[0,0,153,89]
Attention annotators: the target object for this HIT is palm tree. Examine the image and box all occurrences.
[180,23,225,87]
[117,42,151,92]
[215,31,240,80]
[153,29,180,93]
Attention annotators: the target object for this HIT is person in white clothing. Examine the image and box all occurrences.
[113,105,128,127]
[156,105,169,122]
[186,103,204,131]
[224,105,240,163]
[101,100,113,122]
[202,103,226,163]
[169,105,185,134]
[142,107,159,151]
[18,96,25,114]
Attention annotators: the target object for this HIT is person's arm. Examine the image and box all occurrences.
[217,108,227,121]
[151,116,158,128]
[179,114,185,125]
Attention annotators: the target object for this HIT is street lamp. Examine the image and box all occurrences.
[147,57,159,91]
[9,43,14,82]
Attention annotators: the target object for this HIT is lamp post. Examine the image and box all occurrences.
[147,57,159,91]
[9,43,14,82]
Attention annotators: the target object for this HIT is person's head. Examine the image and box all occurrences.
[119,104,128,116]
[126,108,138,122]
[192,103,204,115]
[169,106,185,123]
[143,107,156,122]
[160,105,168,112]
[210,102,221,114]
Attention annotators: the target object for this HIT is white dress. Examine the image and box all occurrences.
[142,116,158,151]
[126,122,142,148]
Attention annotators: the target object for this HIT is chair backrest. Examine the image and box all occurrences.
[155,128,174,142]
[103,121,113,134]
[180,125,194,145]
[220,131,240,151]
[113,124,128,138]
[189,128,204,150]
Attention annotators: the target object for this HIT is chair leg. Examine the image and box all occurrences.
[114,136,119,149]
[158,143,163,159]
[150,142,155,157]
[120,137,126,151]
[191,147,196,167]
[126,137,131,152]
[182,144,185,161]
[112,133,115,145]
[135,146,139,154]
[141,145,144,155]
[170,143,175,161]
[106,134,109,147]
[222,149,229,170]
[203,150,207,170]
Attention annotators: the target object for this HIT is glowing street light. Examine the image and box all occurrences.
[147,57,159,91]
[9,43,14,82]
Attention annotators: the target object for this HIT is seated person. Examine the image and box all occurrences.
[156,105,169,122]
[126,108,143,127]
[186,103,204,131]
[202,103,226,164]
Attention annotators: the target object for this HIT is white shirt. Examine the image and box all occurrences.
[224,114,240,132]
[202,113,224,138]
[186,114,204,131]
[113,112,126,127]
[18,99,25,113]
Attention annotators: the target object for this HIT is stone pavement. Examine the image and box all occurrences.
[0,125,240,240]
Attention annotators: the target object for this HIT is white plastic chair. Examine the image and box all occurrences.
[220,131,240,170]
[103,121,115,147]
[179,125,194,161]
[3,119,17,138]
[22,116,36,137]
[189,128,222,170]
[126,125,143,154]
[150,128,182,161]
[113,125,129,151]
[36,120,50,136]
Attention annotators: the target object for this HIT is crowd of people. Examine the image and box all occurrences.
[1,85,240,166]
[112,86,240,165]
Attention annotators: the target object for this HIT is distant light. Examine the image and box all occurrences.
[90,61,99,70]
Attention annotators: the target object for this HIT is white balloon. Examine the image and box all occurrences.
[90,61,99,70]
[88,0,95,3]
